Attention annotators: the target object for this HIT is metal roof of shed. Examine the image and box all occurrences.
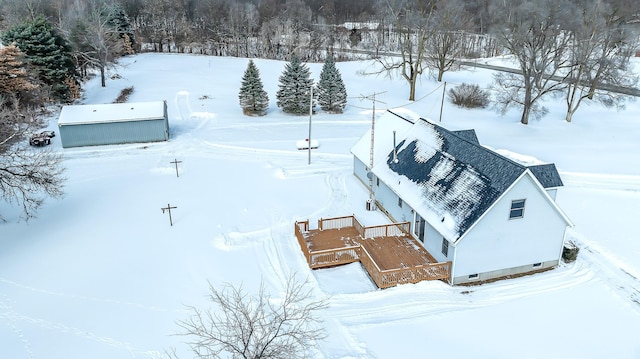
[58,101,165,126]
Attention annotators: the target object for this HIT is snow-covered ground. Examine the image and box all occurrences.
[1,53,640,358]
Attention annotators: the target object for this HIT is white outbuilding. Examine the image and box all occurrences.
[58,101,169,148]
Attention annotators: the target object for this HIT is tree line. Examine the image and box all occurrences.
[0,0,639,220]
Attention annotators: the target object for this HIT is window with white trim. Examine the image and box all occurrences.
[441,238,449,257]
[509,199,526,219]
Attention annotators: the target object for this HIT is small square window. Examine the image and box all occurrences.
[398,197,403,208]
[468,273,479,280]
[509,199,526,219]
[441,238,449,257]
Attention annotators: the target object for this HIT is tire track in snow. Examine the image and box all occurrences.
[326,259,596,327]
[0,277,177,313]
[0,308,160,358]
[197,139,351,164]
[307,169,350,220]
[561,171,640,192]
[566,229,640,309]
[558,172,640,308]
[0,293,33,358]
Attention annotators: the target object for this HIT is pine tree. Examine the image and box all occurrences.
[105,4,136,55]
[238,60,269,116]
[276,55,315,115]
[316,55,347,114]
[0,43,41,104]
[2,17,78,102]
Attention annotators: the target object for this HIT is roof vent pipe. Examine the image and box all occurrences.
[393,130,398,163]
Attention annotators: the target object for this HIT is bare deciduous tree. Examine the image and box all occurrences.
[62,1,125,87]
[424,0,474,82]
[373,0,437,101]
[0,97,65,221]
[172,275,328,359]
[563,0,638,122]
[490,0,578,124]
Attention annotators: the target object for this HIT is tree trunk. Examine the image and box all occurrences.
[520,78,532,125]
[565,111,573,123]
[520,106,531,125]
[409,79,416,101]
[100,65,106,88]
[408,66,417,101]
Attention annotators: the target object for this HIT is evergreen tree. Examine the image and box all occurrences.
[2,17,77,102]
[276,55,315,115]
[0,43,41,105]
[316,55,347,114]
[105,4,136,54]
[238,60,269,116]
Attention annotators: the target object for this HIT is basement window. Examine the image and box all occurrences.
[509,199,526,219]
[533,262,542,268]
[468,273,479,280]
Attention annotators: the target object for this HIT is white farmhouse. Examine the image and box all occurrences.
[351,110,573,284]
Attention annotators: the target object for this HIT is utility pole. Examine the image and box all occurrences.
[439,82,447,122]
[161,203,177,226]
[170,159,182,177]
[358,92,386,207]
[308,86,313,165]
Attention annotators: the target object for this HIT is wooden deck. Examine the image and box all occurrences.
[295,216,451,288]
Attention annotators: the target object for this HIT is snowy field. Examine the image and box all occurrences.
[1,53,640,358]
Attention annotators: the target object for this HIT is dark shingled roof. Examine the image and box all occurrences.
[382,116,562,241]
[528,164,564,188]
[451,129,479,144]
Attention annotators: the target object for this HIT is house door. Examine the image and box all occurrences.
[414,214,426,242]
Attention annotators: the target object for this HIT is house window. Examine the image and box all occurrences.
[398,197,403,208]
[468,273,479,280]
[509,199,526,219]
[533,262,542,268]
[376,177,380,186]
[441,238,449,257]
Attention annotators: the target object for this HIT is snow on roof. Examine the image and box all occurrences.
[368,113,564,242]
[58,101,166,125]
[492,148,564,188]
[350,109,417,168]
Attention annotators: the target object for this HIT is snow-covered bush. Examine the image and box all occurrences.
[448,83,490,109]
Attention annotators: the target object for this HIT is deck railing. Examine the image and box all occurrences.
[294,220,311,264]
[358,244,451,288]
[362,222,410,239]
[376,262,452,288]
[309,246,360,269]
[318,215,356,230]
[295,216,451,288]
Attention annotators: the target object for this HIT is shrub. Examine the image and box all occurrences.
[113,86,134,103]
[448,83,490,109]
[562,240,579,263]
